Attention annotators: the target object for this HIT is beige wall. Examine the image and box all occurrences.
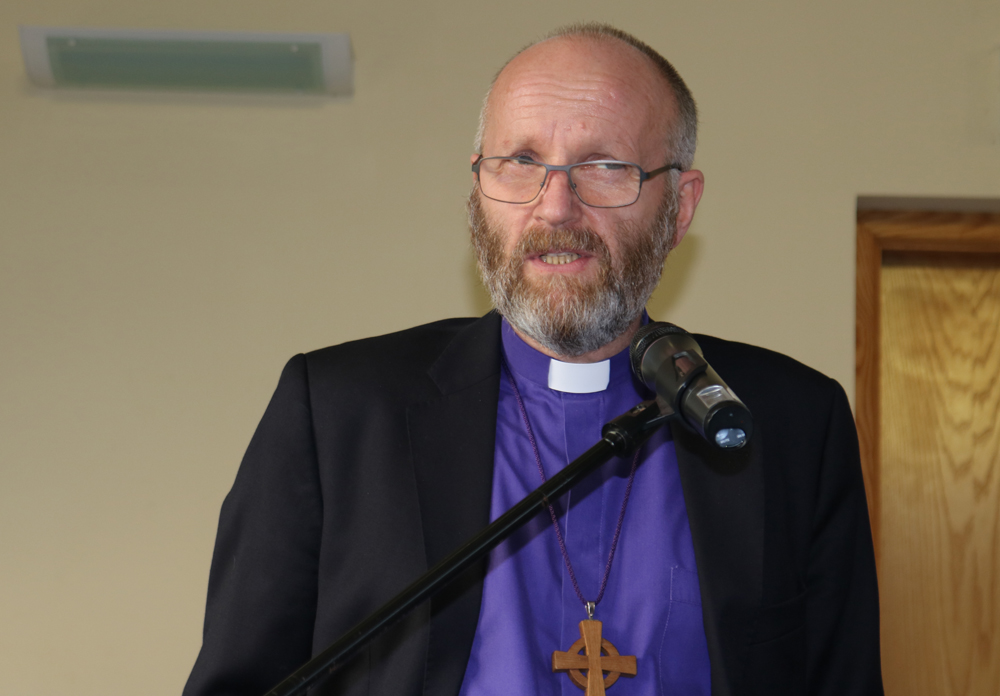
[1,1,998,693]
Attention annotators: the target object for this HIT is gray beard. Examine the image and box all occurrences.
[468,189,677,358]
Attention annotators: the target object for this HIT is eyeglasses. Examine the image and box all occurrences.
[472,156,681,208]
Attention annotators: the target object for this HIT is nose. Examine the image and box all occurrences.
[532,169,584,229]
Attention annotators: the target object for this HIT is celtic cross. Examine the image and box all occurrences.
[552,620,637,695]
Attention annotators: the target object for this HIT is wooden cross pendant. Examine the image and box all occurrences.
[552,620,637,695]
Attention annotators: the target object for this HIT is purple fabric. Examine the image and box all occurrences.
[457,321,712,696]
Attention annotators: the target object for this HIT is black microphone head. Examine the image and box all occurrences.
[629,322,688,382]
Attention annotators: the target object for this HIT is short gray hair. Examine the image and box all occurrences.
[473,23,698,170]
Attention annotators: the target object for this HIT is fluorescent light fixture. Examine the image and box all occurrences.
[19,26,352,96]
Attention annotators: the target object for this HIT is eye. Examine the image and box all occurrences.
[593,160,628,171]
[505,156,539,171]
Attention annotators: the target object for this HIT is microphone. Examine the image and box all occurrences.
[630,322,753,449]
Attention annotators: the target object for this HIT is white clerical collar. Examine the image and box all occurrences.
[547,358,611,394]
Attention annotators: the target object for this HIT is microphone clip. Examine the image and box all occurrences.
[601,399,674,456]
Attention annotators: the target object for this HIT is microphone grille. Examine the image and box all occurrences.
[629,322,689,380]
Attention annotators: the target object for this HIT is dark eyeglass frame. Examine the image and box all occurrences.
[471,155,683,208]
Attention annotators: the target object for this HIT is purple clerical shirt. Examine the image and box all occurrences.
[457,320,712,695]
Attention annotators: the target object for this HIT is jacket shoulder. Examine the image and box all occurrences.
[307,317,479,365]
[692,333,848,424]
[297,316,484,399]
[695,333,838,387]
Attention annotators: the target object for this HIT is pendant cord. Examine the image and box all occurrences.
[501,359,640,612]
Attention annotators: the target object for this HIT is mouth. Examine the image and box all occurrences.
[539,251,582,265]
[521,247,598,281]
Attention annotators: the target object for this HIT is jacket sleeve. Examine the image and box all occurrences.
[805,383,883,696]
[184,355,323,696]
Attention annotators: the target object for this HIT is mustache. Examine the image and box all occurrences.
[510,226,610,262]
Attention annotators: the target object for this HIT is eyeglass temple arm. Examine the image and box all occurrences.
[643,163,684,181]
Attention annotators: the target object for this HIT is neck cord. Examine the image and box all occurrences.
[501,359,640,617]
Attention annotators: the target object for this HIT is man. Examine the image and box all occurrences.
[185,24,882,696]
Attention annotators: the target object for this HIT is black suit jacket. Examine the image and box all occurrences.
[184,312,882,696]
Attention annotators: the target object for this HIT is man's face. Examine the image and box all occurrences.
[470,37,686,357]
[469,187,676,357]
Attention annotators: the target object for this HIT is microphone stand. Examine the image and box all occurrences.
[263,398,674,696]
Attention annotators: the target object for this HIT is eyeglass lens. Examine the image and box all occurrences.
[477,158,643,207]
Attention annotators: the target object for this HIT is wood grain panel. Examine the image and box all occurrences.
[855,210,1000,552]
[856,211,1000,553]
[879,251,1000,696]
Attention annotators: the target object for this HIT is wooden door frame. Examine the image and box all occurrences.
[855,201,1000,554]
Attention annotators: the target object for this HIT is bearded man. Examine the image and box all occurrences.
[185,23,882,696]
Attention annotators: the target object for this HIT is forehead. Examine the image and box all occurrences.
[485,37,674,160]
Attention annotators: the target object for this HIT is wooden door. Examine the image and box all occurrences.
[856,209,1000,696]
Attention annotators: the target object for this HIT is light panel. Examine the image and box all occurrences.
[19,26,352,96]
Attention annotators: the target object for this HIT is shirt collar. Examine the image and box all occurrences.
[500,319,638,394]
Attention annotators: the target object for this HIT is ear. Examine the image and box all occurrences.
[670,169,705,248]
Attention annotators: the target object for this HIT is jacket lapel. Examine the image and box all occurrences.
[673,420,765,696]
[406,312,502,696]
